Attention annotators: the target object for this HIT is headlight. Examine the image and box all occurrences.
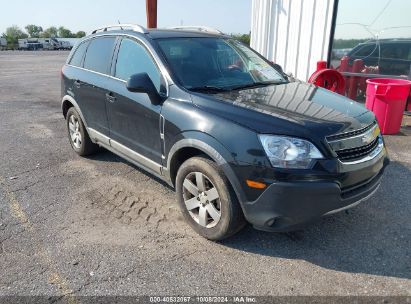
[258,135,324,169]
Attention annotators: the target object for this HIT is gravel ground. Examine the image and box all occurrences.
[0,51,410,300]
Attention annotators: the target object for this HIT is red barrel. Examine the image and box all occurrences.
[365,78,411,134]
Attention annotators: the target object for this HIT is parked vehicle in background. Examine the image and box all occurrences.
[346,39,411,76]
[59,40,72,50]
[61,24,389,240]
[17,37,74,50]
[26,40,42,50]
[332,48,351,60]
[18,38,42,50]
[39,37,62,50]
[18,38,29,50]
[330,48,351,67]
[57,38,81,50]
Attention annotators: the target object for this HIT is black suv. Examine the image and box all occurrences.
[346,39,411,76]
[62,24,389,240]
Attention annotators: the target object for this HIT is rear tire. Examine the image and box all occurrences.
[176,156,246,240]
[66,107,98,156]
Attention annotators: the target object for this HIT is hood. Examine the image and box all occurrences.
[190,81,375,139]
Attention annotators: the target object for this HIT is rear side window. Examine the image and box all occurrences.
[69,41,89,67]
[381,44,410,60]
[115,38,161,90]
[84,37,116,74]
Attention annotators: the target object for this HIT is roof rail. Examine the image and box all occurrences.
[168,26,224,35]
[92,24,148,35]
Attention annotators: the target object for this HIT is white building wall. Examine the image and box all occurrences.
[251,0,335,81]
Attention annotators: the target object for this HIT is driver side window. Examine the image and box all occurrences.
[115,38,162,91]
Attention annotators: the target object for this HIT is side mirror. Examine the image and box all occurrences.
[126,73,163,105]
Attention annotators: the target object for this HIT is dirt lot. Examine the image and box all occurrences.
[0,51,410,299]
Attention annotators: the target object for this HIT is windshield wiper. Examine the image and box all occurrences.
[188,86,229,93]
[230,81,285,91]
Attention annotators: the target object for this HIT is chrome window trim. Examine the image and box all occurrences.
[112,36,169,96]
[66,63,169,97]
[71,33,173,88]
[66,64,109,78]
[66,36,170,96]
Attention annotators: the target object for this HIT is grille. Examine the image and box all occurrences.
[336,137,380,161]
[326,122,383,163]
[327,122,376,141]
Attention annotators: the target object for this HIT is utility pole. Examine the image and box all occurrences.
[146,0,158,28]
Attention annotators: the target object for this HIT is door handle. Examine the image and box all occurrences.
[74,80,81,88]
[105,92,117,103]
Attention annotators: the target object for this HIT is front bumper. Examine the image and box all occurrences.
[241,157,389,232]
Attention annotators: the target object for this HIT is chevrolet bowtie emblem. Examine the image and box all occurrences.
[362,126,380,144]
[362,133,374,144]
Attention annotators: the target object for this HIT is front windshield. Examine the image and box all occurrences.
[157,37,286,90]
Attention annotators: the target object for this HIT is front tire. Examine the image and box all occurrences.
[66,107,98,156]
[176,156,246,240]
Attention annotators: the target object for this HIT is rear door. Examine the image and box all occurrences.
[64,40,89,102]
[80,36,116,135]
[379,43,411,75]
[105,37,166,165]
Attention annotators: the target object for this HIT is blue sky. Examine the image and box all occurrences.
[0,0,251,35]
[1,0,409,39]
[335,0,411,39]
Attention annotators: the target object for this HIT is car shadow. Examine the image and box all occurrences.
[220,161,411,280]
[88,149,410,280]
[86,148,174,190]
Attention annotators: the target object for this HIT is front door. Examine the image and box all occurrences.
[106,37,166,166]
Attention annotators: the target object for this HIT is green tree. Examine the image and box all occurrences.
[75,31,86,38]
[25,24,43,38]
[332,39,368,49]
[58,26,75,38]
[231,33,251,45]
[3,25,28,48]
[41,26,58,38]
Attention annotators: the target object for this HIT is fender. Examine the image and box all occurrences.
[61,95,88,129]
[166,132,247,205]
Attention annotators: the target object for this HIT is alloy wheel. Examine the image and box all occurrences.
[68,114,82,149]
[182,172,221,228]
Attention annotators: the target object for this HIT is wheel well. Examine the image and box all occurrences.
[169,147,210,187]
[62,100,74,118]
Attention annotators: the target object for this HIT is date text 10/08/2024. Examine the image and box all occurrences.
[149,296,257,303]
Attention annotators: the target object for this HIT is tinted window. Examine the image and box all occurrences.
[84,37,116,74]
[115,38,161,90]
[381,43,410,60]
[157,38,284,89]
[69,41,89,67]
